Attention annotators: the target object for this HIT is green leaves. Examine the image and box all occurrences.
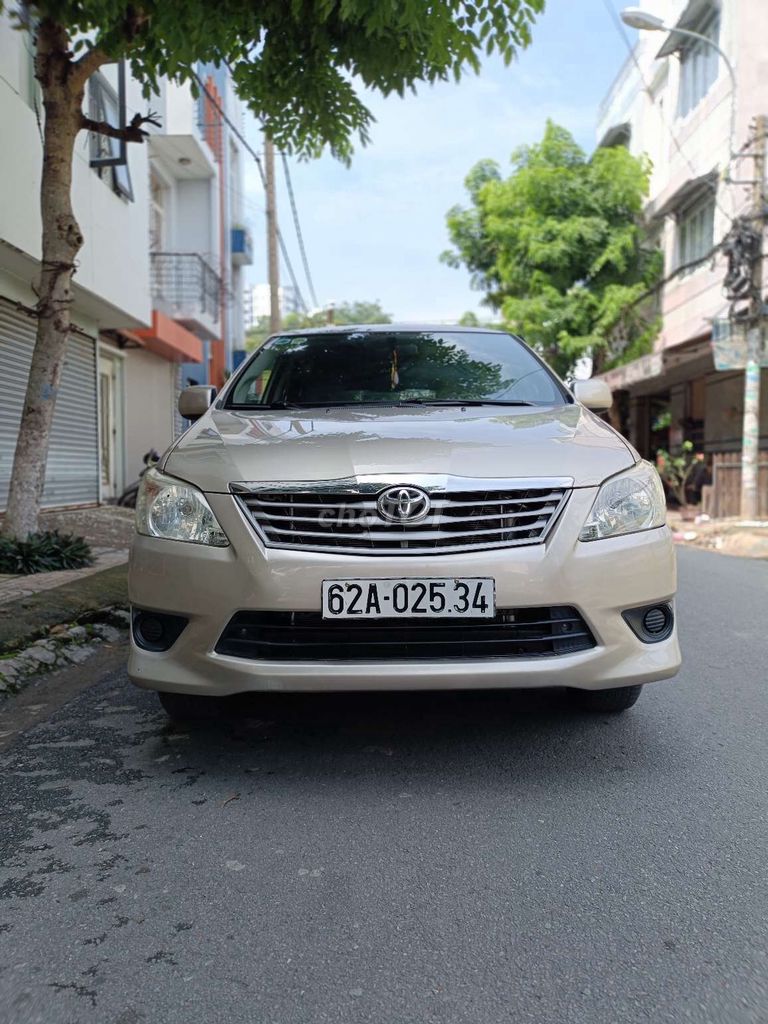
[27,0,545,160]
[443,121,663,377]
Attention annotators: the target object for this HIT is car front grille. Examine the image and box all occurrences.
[231,477,571,555]
[215,607,595,662]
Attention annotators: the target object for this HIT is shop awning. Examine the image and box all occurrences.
[649,169,718,221]
[598,338,714,394]
[599,352,664,392]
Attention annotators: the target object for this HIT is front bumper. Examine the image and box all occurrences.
[127,488,681,695]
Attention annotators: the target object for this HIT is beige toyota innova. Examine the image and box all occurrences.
[128,326,680,720]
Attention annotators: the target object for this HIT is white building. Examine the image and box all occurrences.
[0,12,252,508]
[244,283,301,328]
[596,0,768,514]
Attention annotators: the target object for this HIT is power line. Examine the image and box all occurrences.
[281,154,319,309]
[191,72,309,313]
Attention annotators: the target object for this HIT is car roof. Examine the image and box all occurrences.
[272,323,510,337]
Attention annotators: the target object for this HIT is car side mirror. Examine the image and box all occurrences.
[178,385,216,421]
[573,379,612,412]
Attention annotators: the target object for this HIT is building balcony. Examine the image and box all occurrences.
[231,226,253,266]
[150,252,221,340]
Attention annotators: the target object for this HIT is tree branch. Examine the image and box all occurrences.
[70,46,111,90]
[80,110,161,143]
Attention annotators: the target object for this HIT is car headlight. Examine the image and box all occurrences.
[136,467,229,546]
[580,460,666,542]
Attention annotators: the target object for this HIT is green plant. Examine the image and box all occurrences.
[651,410,672,432]
[656,441,701,507]
[0,530,94,575]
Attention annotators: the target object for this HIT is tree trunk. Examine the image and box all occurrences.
[1,20,85,540]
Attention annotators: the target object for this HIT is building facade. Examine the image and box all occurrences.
[596,0,768,514]
[0,12,251,510]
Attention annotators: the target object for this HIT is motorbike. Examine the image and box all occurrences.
[116,449,160,508]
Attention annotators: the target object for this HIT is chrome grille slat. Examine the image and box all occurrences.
[251,507,556,526]
[244,493,564,511]
[245,536,553,556]
[233,478,570,556]
[260,521,549,541]
[430,493,565,508]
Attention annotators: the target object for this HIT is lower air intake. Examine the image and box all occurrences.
[215,607,596,662]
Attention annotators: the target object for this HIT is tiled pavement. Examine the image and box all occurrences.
[0,548,128,606]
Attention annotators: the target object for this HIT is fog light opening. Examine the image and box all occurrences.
[642,606,669,637]
[139,616,164,645]
[132,609,188,652]
[622,603,674,644]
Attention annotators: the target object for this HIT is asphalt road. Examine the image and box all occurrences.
[1,547,766,1024]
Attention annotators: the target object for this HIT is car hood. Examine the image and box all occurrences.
[164,404,635,491]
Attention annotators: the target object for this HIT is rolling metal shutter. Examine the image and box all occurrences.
[0,299,99,510]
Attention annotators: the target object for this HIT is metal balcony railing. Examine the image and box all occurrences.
[150,252,221,325]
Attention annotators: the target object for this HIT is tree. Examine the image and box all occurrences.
[277,299,394,332]
[332,300,392,326]
[246,299,391,349]
[245,316,272,352]
[0,1,544,541]
[442,121,662,379]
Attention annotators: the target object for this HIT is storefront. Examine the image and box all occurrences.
[599,336,768,515]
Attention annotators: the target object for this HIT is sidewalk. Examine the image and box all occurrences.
[668,510,768,559]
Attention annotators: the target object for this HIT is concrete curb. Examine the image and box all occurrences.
[0,610,129,696]
[0,563,129,700]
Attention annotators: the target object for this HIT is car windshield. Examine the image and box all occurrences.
[227,330,567,408]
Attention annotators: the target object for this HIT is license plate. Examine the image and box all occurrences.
[321,578,495,619]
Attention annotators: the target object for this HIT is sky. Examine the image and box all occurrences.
[242,0,634,323]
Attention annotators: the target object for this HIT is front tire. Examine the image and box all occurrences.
[157,690,221,723]
[568,684,643,713]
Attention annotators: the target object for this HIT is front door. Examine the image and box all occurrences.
[99,351,120,499]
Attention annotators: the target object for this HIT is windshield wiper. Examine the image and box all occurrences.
[230,401,301,410]
[235,399,538,410]
[395,399,536,407]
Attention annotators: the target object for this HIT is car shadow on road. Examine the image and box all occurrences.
[134,684,681,794]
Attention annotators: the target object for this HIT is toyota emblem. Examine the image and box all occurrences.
[376,486,431,524]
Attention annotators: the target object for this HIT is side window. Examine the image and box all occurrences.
[677,12,720,118]
[676,195,715,272]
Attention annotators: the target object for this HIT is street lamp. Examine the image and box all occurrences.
[619,8,665,32]
[619,6,737,174]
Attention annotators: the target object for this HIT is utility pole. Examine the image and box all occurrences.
[264,135,281,335]
[741,114,766,519]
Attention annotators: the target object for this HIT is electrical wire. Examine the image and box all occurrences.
[281,154,319,309]
[191,72,309,313]
[599,0,731,220]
